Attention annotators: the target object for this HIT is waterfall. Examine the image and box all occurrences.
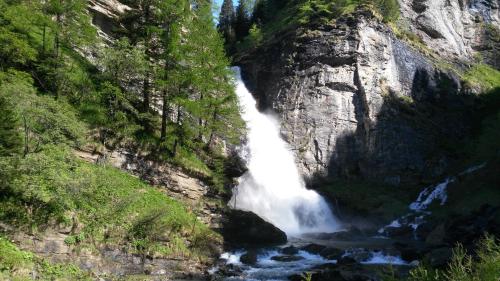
[229,67,341,235]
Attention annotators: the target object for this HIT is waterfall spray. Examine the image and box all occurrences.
[229,67,341,235]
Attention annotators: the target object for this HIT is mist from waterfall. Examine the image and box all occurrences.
[229,67,341,235]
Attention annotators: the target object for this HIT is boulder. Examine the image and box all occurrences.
[337,256,357,266]
[281,246,299,255]
[222,210,287,246]
[385,225,414,239]
[319,247,344,260]
[240,250,259,265]
[300,244,327,255]
[271,255,304,262]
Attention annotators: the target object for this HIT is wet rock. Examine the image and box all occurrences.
[271,255,304,262]
[308,227,365,241]
[289,265,344,281]
[281,246,299,255]
[337,256,357,266]
[216,264,243,278]
[224,151,247,178]
[300,244,327,255]
[222,210,287,246]
[345,249,371,263]
[385,225,414,239]
[321,248,344,260]
[240,250,259,265]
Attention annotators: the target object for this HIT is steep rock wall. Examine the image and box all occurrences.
[238,10,478,185]
[399,0,499,66]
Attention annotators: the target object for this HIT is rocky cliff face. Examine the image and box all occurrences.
[399,0,500,66]
[89,0,131,40]
[238,2,498,185]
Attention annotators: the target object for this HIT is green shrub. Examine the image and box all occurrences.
[0,236,92,280]
[463,64,500,91]
[407,235,500,281]
[0,145,220,259]
[374,0,400,22]
[0,70,87,150]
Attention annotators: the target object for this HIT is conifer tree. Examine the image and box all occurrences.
[252,0,267,25]
[0,94,22,157]
[234,0,251,42]
[218,0,236,46]
[42,0,96,99]
[119,0,165,133]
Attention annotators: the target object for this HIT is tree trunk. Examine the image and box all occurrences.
[54,13,61,100]
[207,109,218,148]
[160,90,168,142]
[23,116,29,158]
[142,72,150,112]
[172,104,182,156]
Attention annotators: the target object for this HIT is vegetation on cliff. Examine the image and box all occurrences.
[0,0,242,277]
[405,235,500,281]
[0,236,92,280]
[218,0,400,54]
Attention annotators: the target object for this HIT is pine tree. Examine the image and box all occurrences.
[252,0,267,25]
[182,1,243,148]
[157,0,190,143]
[234,0,251,42]
[0,94,22,157]
[42,0,96,99]
[119,0,174,133]
[218,0,236,46]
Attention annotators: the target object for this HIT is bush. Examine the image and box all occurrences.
[463,64,500,91]
[0,145,220,259]
[0,70,87,151]
[374,0,400,22]
[407,235,500,281]
[0,236,92,280]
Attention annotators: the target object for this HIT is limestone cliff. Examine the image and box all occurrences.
[237,2,498,185]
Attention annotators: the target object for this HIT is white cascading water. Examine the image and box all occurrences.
[229,67,341,235]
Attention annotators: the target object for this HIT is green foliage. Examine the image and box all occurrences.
[407,235,500,281]
[218,0,236,50]
[316,179,417,221]
[0,70,86,151]
[0,236,92,280]
[0,0,38,69]
[463,64,500,91]
[0,146,220,259]
[229,0,400,54]
[373,0,400,22]
[301,271,313,281]
[0,94,22,157]
[100,37,146,89]
[0,0,238,264]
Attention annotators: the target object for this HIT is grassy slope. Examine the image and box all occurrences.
[0,236,92,281]
[0,88,220,256]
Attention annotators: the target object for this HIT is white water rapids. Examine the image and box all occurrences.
[229,68,341,235]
